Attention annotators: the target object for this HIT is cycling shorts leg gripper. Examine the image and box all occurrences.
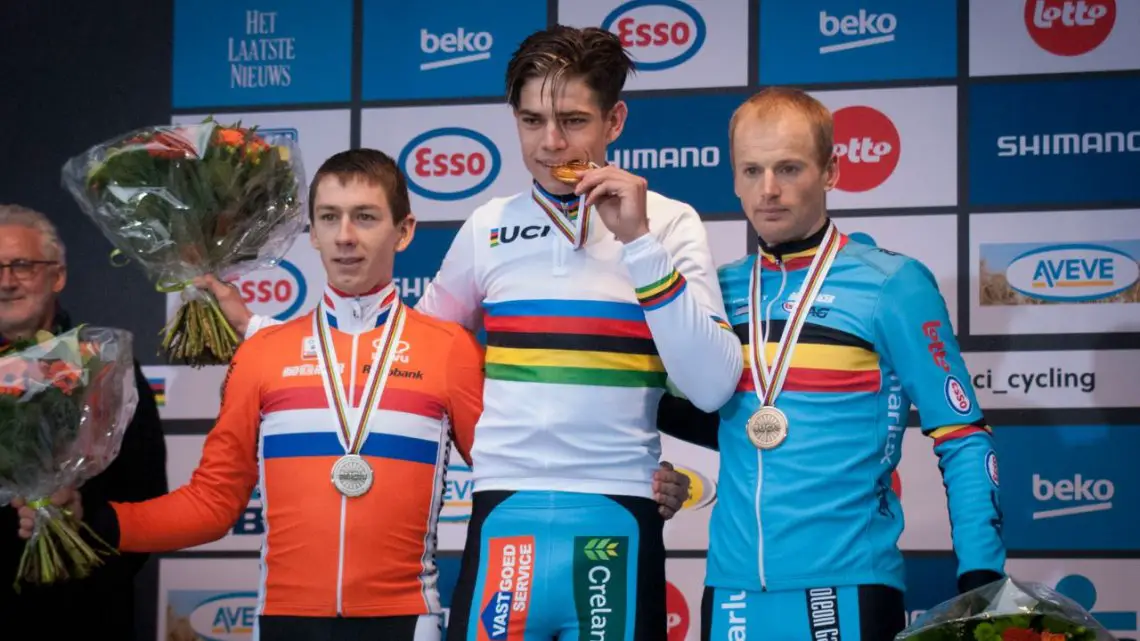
[701,584,905,641]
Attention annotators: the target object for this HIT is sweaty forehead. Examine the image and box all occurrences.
[0,226,46,260]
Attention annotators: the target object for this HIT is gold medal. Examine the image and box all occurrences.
[747,406,789,450]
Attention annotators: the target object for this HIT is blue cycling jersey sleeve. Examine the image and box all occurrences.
[872,258,1006,580]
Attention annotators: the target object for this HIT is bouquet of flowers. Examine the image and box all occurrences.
[898,577,1116,641]
[0,326,138,590]
[61,117,307,367]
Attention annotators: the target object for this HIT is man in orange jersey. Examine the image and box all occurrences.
[15,148,690,641]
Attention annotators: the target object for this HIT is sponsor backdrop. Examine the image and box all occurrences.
[142,1,1140,639]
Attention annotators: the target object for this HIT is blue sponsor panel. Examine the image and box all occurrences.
[759,1,957,84]
[994,425,1137,551]
[395,224,462,308]
[969,76,1140,207]
[901,554,959,625]
[362,1,547,101]
[173,0,352,108]
[607,94,740,215]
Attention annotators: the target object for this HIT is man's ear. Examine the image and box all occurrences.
[605,100,628,145]
[396,213,417,253]
[823,155,840,191]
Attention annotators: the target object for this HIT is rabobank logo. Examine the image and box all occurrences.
[166,590,258,641]
[979,241,1140,305]
[237,259,308,320]
[602,0,706,71]
[759,1,956,84]
[440,463,474,523]
[399,127,501,202]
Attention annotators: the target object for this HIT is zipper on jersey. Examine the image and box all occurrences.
[755,257,788,592]
[335,333,361,615]
[552,233,569,276]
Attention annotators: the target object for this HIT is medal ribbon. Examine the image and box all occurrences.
[313,294,407,455]
[531,183,591,250]
[748,222,841,406]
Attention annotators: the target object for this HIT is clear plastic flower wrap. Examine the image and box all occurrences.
[898,577,1117,641]
[0,326,138,590]
[61,117,308,367]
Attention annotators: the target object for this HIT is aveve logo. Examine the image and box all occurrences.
[665,581,690,641]
[399,127,501,201]
[832,105,901,192]
[187,592,258,640]
[441,462,474,522]
[237,259,307,321]
[602,0,706,71]
[1005,243,1139,303]
[1025,0,1115,56]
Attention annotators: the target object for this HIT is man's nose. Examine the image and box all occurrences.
[0,268,18,289]
[761,170,781,199]
[335,218,357,245]
[542,123,569,151]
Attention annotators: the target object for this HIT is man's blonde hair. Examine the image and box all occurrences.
[0,204,67,265]
[729,87,835,169]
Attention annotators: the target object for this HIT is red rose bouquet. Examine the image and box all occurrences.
[61,118,307,367]
[898,577,1115,641]
[0,326,138,589]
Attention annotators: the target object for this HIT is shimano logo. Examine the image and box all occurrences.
[819,9,897,54]
[420,27,493,70]
[997,130,1140,157]
[1032,474,1114,519]
[606,146,720,170]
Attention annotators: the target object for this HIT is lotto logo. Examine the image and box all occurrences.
[602,0,706,71]
[1024,0,1116,57]
[831,106,901,192]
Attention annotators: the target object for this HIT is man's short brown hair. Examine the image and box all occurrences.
[505,25,635,113]
[729,87,835,169]
[308,149,412,223]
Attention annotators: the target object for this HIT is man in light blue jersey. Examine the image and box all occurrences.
[659,87,1006,641]
[208,25,742,641]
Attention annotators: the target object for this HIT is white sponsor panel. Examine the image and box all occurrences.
[158,557,261,641]
[834,214,959,331]
[898,427,954,551]
[361,104,526,221]
[143,365,226,421]
[964,350,1139,409]
[163,435,263,551]
[661,433,721,551]
[969,209,1140,335]
[1005,559,1140,638]
[811,86,958,210]
[970,0,1139,76]
[703,219,749,268]
[437,444,474,552]
[558,0,750,91]
[666,558,707,640]
[172,109,350,189]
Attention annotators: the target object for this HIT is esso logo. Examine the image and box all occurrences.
[665,581,690,641]
[944,375,972,416]
[891,469,902,499]
[1025,0,1115,56]
[602,0,706,71]
[398,127,501,201]
[237,260,307,321]
[832,105,901,192]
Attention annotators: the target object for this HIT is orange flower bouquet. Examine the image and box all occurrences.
[61,118,307,366]
[0,326,138,590]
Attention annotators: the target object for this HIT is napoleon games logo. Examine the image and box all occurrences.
[666,581,691,641]
[399,127,501,202]
[832,105,901,192]
[602,0,706,71]
[237,259,307,321]
[1025,0,1116,57]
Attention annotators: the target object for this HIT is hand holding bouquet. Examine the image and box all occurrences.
[0,326,138,590]
[898,576,1116,641]
[62,118,307,367]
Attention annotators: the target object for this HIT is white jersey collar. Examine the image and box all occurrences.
[319,280,398,334]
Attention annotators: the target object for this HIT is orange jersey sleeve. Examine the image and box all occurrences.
[445,327,484,466]
[111,335,264,552]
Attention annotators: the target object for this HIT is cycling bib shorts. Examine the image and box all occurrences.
[446,490,666,641]
[702,584,905,641]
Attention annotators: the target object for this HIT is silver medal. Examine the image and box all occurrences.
[331,454,374,497]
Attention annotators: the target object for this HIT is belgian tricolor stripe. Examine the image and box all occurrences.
[735,320,881,394]
[483,299,665,388]
[636,269,687,311]
[929,422,992,447]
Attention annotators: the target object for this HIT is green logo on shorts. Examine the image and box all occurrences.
[573,536,628,640]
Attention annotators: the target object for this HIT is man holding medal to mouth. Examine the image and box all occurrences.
[659,87,1007,641]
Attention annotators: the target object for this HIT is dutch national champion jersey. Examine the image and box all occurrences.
[111,283,486,621]
[704,223,1005,593]
[245,184,742,500]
